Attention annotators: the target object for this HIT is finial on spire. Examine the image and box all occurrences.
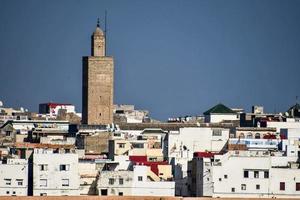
[97,18,100,27]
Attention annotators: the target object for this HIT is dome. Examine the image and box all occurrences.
[94,19,104,35]
[94,26,104,35]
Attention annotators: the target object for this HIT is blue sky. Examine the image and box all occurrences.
[0,0,300,120]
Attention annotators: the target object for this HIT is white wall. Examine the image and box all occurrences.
[286,128,300,139]
[50,105,75,116]
[169,127,229,159]
[168,127,229,196]
[33,149,80,196]
[270,168,300,198]
[213,151,300,198]
[0,159,28,196]
[205,114,238,123]
[131,166,175,196]
[78,161,98,195]
[213,152,270,198]
[97,165,175,196]
[267,121,300,132]
[98,170,133,196]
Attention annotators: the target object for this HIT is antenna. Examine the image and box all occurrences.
[296,95,298,103]
[104,10,108,56]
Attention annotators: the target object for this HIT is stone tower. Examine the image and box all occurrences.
[82,20,114,125]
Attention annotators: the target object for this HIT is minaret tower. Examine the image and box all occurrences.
[82,20,114,125]
[91,19,105,56]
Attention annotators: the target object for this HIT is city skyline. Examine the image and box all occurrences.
[1,0,300,120]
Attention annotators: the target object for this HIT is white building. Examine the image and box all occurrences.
[0,159,28,196]
[168,127,229,160]
[212,150,300,198]
[33,148,80,196]
[167,127,229,196]
[39,102,76,117]
[187,153,214,197]
[114,104,149,123]
[98,165,175,196]
[203,103,238,123]
[266,118,300,133]
[98,169,133,196]
[78,160,100,195]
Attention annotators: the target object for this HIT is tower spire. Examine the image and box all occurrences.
[97,18,100,28]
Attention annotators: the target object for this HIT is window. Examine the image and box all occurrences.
[241,184,246,190]
[40,193,47,196]
[255,133,261,139]
[212,129,222,136]
[244,170,249,178]
[12,191,16,195]
[62,179,69,186]
[264,171,269,178]
[296,183,300,191]
[16,179,23,186]
[256,184,260,190]
[219,178,222,181]
[39,164,48,171]
[4,179,11,185]
[280,182,285,191]
[60,164,70,171]
[6,191,9,194]
[149,157,158,161]
[101,189,108,196]
[246,133,253,139]
[231,188,235,192]
[224,175,228,179]
[138,176,143,181]
[119,178,124,185]
[118,143,125,148]
[6,131,11,136]
[254,171,259,178]
[132,143,144,148]
[119,192,123,196]
[40,179,47,187]
[239,133,245,138]
[109,178,114,185]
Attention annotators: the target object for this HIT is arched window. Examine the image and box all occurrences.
[255,133,261,139]
[239,133,245,139]
[247,132,253,139]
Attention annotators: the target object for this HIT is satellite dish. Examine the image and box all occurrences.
[20,107,24,112]
[0,101,3,107]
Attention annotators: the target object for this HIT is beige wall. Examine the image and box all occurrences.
[158,165,173,180]
[114,140,131,155]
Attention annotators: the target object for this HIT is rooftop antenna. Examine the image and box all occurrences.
[104,10,108,56]
[296,95,298,103]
